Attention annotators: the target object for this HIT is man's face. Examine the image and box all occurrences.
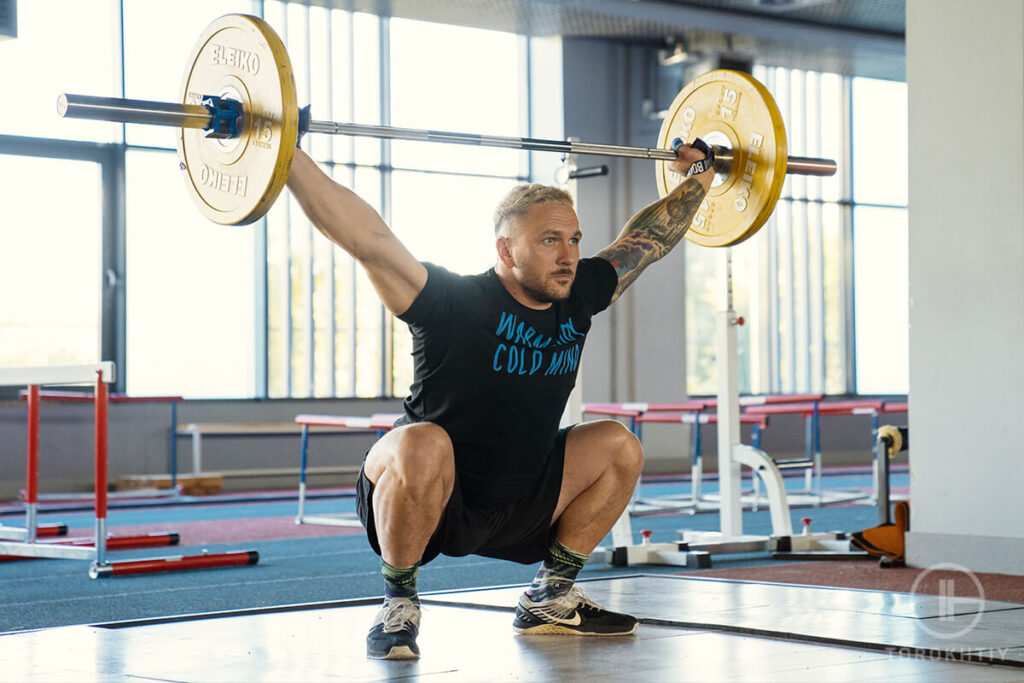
[499,203,582,306]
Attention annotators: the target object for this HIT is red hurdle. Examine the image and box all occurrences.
[0,363,258,578]
[90,550,259,578]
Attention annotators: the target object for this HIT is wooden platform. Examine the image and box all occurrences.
[2,575,1021,681]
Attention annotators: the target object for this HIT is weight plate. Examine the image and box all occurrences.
[177,14,297,226]
[656,70,788,247]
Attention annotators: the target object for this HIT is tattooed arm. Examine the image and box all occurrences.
[596,148,714,303]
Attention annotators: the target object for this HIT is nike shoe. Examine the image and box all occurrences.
[366,597,421,659]
[512,585,638,636]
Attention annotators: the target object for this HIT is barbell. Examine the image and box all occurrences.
[56,13,837,247]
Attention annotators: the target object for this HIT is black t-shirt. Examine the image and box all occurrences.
[397,257,618,501]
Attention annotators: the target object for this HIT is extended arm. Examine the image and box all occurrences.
[596,148,713,303]
[286,150,427,316]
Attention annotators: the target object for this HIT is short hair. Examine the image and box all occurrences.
[493,183,574,235]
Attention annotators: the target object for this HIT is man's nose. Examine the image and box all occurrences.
[557,242,575,263]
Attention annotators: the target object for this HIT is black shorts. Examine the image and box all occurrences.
[356,426,570,566]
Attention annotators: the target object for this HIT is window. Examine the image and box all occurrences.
[685,67,907,397]
[0,155,102,367]
[124,150,257,398]
[686,67,847,396]
[852,79,908,207]
[0,0,121,143]
[852,206,908,394]
[851,77,909,394]
[262,7,388,399]
[123,0,259,148]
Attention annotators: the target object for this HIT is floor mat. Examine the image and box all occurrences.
[689,560,1024,604]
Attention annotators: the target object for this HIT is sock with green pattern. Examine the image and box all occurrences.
[382,560,420,604]
[524,538,589,603]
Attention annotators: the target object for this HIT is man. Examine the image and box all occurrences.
[286,137,714,660]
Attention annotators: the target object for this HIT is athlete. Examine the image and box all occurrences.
[286,137,714,660]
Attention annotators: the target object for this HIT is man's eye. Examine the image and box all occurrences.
[570,238,579,245]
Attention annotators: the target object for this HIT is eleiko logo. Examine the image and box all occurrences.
[911,562,986,640]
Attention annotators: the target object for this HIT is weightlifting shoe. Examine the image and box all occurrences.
[512,585,638,636]
[366,597,421,659]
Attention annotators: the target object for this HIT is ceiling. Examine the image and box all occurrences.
[314,0,906,80]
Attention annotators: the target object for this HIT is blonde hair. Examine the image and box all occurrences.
[493,183,574,235]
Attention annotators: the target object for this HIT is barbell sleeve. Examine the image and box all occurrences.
[57,93,837,177]
[57,94,213,129]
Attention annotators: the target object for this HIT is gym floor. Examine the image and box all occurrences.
[2,470,1022,680]
[3,575,1023,681]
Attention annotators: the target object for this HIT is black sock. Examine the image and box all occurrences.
[382,560,420,603]
[524,539,589,602]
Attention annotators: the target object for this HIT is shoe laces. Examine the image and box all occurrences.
[377,597,420,633]
[564,586,603,611]
[538,585,604,615]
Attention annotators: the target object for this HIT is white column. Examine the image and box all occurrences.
[905,0,1024,574]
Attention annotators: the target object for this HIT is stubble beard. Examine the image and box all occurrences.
[520,269,574,304]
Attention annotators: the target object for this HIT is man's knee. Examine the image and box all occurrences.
[605,420,644,476]
[370,422,455,493]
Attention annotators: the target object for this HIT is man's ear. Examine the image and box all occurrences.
[496,236,516,268]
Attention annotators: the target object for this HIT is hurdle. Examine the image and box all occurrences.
[16,389,184,501]
[583,402,766,514]
[0,363,258,578]
[632,411,772,514]
[743,399,887,505]
[293,413,401,527]
[583,395,817,514]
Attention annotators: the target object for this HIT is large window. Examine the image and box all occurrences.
[124,150,257,398]
[685,67,907,397]
[0,155,103,367]
[0,2,527,398]
[120,0,264,398]
[0,0,121,143]
[851,77,909,394]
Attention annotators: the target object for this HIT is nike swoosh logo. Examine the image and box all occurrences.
[548,611,581,626]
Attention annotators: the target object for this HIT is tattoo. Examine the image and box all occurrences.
[596,178,706,301]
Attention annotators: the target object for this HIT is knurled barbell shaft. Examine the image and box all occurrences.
[57,93,837,177]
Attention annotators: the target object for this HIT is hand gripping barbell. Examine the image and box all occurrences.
[56,13,837,247]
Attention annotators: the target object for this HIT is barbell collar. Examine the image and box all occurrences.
[57,93,837,177]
